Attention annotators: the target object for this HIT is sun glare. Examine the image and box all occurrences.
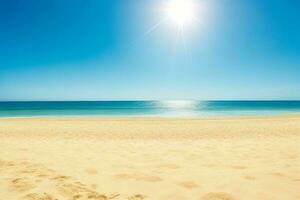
[143,0,209,46]
[165,0,198,28]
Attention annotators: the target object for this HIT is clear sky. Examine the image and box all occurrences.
[0,0,299,101]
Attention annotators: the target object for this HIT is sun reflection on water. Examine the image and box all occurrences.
[158,100,198,109]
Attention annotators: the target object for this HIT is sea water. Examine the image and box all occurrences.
[0,101,299,118]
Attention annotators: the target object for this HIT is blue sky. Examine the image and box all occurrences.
[0,0,299,101]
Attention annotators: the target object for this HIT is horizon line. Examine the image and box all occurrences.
[0,100,300,102]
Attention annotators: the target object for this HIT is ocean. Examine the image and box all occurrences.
[0,101,299,118]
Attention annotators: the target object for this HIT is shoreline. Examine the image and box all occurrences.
[0,112,300,120]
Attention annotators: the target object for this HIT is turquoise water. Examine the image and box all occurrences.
[0,101,300,118]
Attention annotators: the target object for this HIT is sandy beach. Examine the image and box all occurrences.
[0,116,299,200]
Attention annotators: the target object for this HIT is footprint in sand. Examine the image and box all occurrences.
[201,192,236,200]
[128,194,146,200]
[177,181,199,189]
[57,183,108,199]
[139,175,162,182]
[9,177,37,193]
[1,160,109,200]
[2,160,146,200]
[85,169,98,175]
[244,175,256,180]
[270,172,286,177]
[19,148,29,152]
[157,164,180,170]
[108,193,121,199]
[23,192,56,200]
[288,155,297,160]
[91,184,98,189]
[51,175,71,182]
[115,173,162,182]
[230,166,247,170]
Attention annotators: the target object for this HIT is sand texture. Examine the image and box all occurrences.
[0,116,300,200]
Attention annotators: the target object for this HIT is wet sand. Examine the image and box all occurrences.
[0,116,300,200]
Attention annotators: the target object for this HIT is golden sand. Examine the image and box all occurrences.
[0,117,299,200]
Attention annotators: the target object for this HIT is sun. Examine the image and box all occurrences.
[142,0,209,44]
[165,0,198,28]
